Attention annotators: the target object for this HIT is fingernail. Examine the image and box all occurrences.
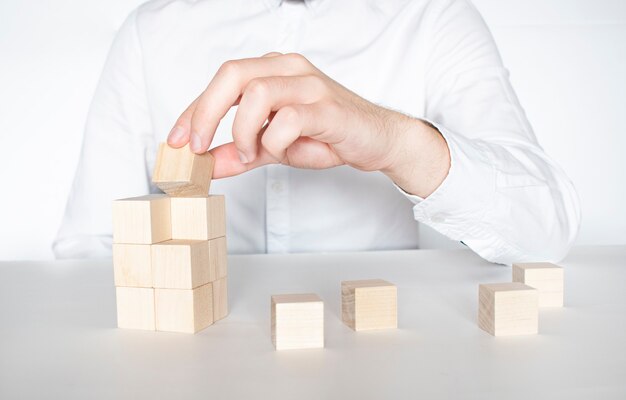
[168,126,185,143]
[238,150,249,164]
[190,133,202,152]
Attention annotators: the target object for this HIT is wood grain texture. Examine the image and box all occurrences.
[513,262,564,307]
[155,284,213,333]
[271,293,324,350]
[170,196,226,241]
[112,244,152,287]
[152,239,214,289]
[212,277,228,321]
[341,279,397,331]
[112,195,171,244]
[478,282,538,336]
[152,143,215,197]
[116,287,155,331]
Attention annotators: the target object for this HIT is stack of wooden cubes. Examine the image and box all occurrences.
[112,143,228,333]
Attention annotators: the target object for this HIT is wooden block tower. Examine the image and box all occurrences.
[112,143,228,333]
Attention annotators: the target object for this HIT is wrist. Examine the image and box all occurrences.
[380,116,450,198]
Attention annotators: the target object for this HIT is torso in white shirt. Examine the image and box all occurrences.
[56,0,579,262]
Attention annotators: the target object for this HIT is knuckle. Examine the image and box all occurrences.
[283,52,310,69]
[306,74,327,94]
[320,98,342,120]
[278,106,300,125]
[245,78,271,98]
[218,60,241,78]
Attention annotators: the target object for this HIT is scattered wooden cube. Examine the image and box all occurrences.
[112,194,171,244]
[112,244,152,287]
[152,240,214,289]
[478,282,538,336]
[116,287,155,331]
[513,262,564,307]
[212,276,228,321]
[170,195,226,240]
[341,279,397,331]
[271,293,324,350]
[152,143,215,197]
[155,284,213,333]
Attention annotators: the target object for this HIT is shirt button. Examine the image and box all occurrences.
[271,182,284,193]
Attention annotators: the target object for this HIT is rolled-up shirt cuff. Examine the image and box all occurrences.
[396,120,497,241]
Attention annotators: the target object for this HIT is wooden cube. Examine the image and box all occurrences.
[341,279,397,331]
[152,240,214,289]
[513,262,564,307]
[271,293,324,350]
[478,283,538,336]
[152,143,215,197]
[112,244,152,287]
[116,287,155,331]
[155,284,213,333]
[210,236,228,279]
[212,276,228,321]
[112,194,171,244]
[170,196,226,240]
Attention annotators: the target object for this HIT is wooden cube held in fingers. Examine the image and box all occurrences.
[152,143,215,197]
[170,196,226,240]
[112,195,171,244]
[152,240,215,289]
[271,294,324,350]
[212,277,228,321]
[513,262,564,307]
[342,279,397,331]
[116,287,155,331]
[155,284,213,333]
[113,244,152,287]
[478,283,538,336]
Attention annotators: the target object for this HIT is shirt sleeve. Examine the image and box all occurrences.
[53,9,156,259]
[406,0,581,264]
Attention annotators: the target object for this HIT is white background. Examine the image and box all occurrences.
[0,0,624,260]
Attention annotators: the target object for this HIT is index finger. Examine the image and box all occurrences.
[188,53,314,153]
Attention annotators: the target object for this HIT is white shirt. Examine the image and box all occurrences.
[53,0,581,264]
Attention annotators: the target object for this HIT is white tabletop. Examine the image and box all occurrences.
[1,246,625,399]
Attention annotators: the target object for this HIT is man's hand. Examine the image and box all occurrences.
[167,52,450,198]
